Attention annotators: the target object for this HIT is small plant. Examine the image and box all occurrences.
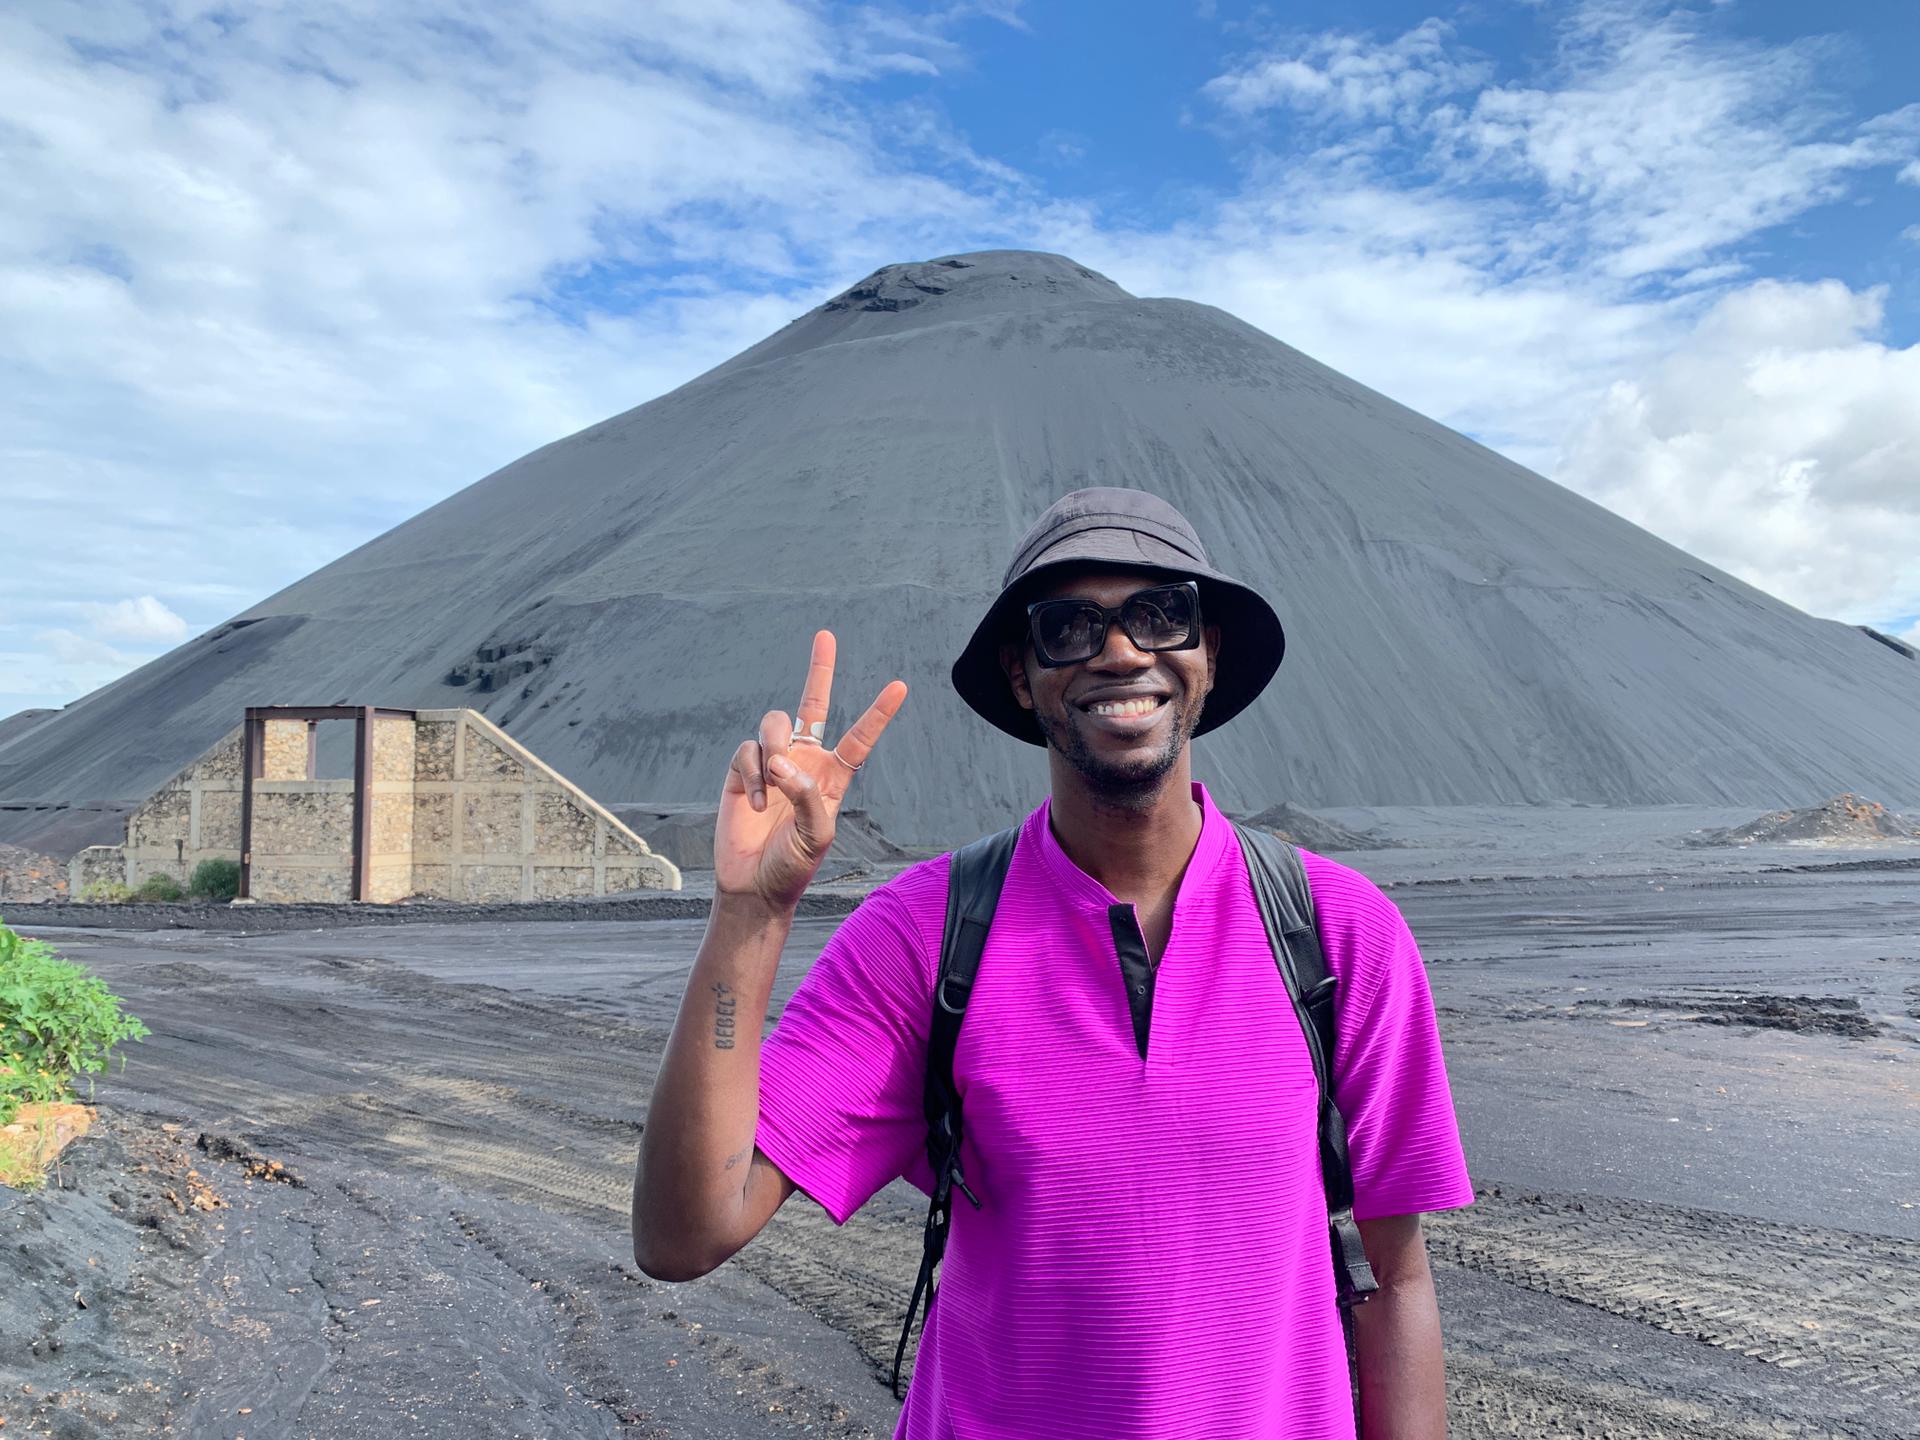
[78,879,132,904]
[0,920,149,1125]
[133,873,185,902]
[188,857,242,903]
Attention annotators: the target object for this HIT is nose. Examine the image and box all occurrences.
[1085,614,1155,672]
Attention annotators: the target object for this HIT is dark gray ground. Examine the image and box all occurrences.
[3,250,1917,855]
[3,820,1917,1439]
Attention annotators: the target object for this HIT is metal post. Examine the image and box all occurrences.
[351,706,375,902]
[239,713,264,899]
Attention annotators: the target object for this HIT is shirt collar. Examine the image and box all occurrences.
[1028,780,1230,913]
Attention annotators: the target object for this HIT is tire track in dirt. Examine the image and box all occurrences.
[1443,1352,1849,1440]
[1427,1187,1920,1400]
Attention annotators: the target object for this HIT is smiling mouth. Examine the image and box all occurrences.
[1081,695,1168,718]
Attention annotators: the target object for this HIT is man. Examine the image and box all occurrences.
[633,488,1473,1438]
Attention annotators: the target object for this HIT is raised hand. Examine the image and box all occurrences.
[716,630,908,912]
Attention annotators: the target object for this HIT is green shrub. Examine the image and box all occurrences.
[188,857,242,903]
[133,873,185,902]
[78,880,132,904]
[0,921,148,1125]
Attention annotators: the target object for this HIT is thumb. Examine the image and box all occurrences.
[767,754,834,856]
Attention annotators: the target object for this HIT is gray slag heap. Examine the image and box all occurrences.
[5,250,1919,846]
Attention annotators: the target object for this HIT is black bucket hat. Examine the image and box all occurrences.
[951,486,1286,745]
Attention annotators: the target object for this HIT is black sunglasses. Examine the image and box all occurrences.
[1025,580,1203,668]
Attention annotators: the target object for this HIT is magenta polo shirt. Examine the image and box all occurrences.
[754,781,1473,1440]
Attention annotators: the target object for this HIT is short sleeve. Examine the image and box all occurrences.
[1300,851,1475,1222]
[754,861,946,1225]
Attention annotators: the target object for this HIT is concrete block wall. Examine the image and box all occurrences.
[409,710,679,899]
[247,780,356,902]
[367,715,416,903]
[72,726,249,892]
[67,709,679,901]
[261,719,310,781]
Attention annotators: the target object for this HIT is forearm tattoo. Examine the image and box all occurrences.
[711,980,738,1050]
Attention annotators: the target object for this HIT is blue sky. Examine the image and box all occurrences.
[2,0,1917,723]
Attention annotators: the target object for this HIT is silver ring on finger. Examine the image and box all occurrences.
[791,719,826,745]
[831,745,863,772]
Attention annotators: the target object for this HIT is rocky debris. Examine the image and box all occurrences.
[0,841,68,901]
[1,1101,94,1179]
[195,1131,304,1187]
[1235,802,1397,853]
[1611,993,1882,1039]
[1686,794,1920,848]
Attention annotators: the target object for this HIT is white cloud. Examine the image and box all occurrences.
[1452,31,1919,279]
[1204,19,1489,123]
[1205,6,1919,283]
[1899,160,1920,185]
[1168,1,1920,632]
[1558,280,1920,623]
[0,630,149,706]
[82,596,190,644]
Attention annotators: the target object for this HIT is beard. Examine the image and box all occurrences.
[1034,684,1206,810]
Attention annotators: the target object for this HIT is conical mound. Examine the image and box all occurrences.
[5,249,1918,846]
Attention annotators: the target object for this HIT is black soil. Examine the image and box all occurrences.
[5,850,1918,1437]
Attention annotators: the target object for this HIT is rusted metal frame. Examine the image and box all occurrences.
[242,705,416,724]
[351,705,375,902]
[238,713,265,900]
[245,705,353,723]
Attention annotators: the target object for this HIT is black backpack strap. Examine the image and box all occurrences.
[1231,820,1380,1315]
[891,825,1020,1398]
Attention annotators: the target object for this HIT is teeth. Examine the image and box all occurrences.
[1089,697,1162,716]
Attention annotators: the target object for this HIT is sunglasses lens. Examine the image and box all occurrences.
[1030,584,1198,663]
[1033,601,1104,663]
[1122,586,1195,649]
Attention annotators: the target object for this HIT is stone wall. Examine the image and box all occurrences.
[261,719,311,781]
[65,709,678,902]
[69,845,126,894]
[366,715,416,903]
[409,710,678,899]
[101,726,248,890]
[247,780,356,902]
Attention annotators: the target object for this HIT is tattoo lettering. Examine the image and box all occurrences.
[724,1144,752,1171]
[712,980,738,1049]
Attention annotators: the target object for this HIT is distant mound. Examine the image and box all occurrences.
[1235,803,1396,853]
[1685,794,1920,848]
[7,247,1919,844]
[607,804,911,872]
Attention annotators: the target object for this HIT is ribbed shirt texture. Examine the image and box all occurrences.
[754,781,1473,1440]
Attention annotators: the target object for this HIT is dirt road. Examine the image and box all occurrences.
[5,854,1917,1437]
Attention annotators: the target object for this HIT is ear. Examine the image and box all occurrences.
[999,641,1036,712]
[1203,621,1221,695]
